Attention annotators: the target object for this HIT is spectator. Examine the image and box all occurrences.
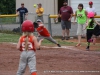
[58,0,73,40]
[74,3,87,47]
[16,3,28,24]
[86,1,97,15]
[36,3,44,22]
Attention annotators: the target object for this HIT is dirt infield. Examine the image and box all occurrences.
[0,42,100,75]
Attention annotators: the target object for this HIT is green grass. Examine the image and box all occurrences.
[1,17,16,24]
[0,33,100,49]
[0,33,20,43]
[0,33,77,46]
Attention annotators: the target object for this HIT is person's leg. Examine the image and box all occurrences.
[86,29,93,50]
[76,24,83,46]
[61,20,66,40]
[45,36,61,47]
[66,29,70,40]
[82,24,86,38]
[65,21,71,40]
[77,35,81,46]
[16,51,27,75]
[41,16,44,23]
[27,51,37,75]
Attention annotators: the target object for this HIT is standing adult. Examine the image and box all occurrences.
[74,3,87,47]
[58,0,73,40]
[36,3,44,22]
[86,1,97,15]
[16,3,28,24]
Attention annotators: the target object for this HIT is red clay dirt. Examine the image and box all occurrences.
[0,40,100,75]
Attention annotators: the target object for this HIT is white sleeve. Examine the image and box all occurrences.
[93,7,96,13]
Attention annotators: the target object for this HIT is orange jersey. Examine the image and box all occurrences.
[19,36,36,51]
[36,26,50,37]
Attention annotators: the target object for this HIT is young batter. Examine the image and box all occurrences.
[85,12,100,50]
[33,19,61,49]
[16,20,42,75]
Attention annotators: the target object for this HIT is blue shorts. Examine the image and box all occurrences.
[61,20,71,30]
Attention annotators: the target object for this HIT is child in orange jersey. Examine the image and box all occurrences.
[34,19,61,49]
[16,20,42,75]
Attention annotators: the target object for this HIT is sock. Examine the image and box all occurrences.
[87,42,90,49]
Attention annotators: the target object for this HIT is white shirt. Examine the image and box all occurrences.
[86,7,96,13]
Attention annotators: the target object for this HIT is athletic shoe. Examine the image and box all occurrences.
[66,37,70,40]
[61,37,65,40]
[86,46,89,51]
[57,44,61,47]
[37,48,40,50]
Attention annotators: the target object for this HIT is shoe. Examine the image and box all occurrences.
[75,43,81,47]
[86,46,89,51]
[57,44,61,47]
[66,37,70,40]
[61,37,65,40]
[37,48,40,50]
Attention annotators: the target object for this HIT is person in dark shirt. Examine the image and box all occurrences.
[58,0,73,40]
[16,3,28,24]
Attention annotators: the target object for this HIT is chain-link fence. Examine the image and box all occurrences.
[0,13,78,37]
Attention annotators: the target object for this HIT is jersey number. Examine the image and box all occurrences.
[22,42,33,50]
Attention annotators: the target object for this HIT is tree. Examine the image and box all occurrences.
[0,0,16,14]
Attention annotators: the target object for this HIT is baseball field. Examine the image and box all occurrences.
[0,33,100,75]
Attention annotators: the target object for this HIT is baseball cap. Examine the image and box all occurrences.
[37,19,42,22]
[63,0,67,3]
[89,1,93,5]
[37,3,42,5]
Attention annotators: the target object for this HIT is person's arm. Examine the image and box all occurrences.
[94,7,97,16]
[94,20,100,26]
[55,8,61,22]
[16,8,20,15]
[38,8,44,13]
[36,9,39,14]
[68,7,73,21]
[73,11,77,23]
[83,18,89,30]
[33,36,43,49]
[85,10,88,23]
[25,8,28,20]
[17,37,21,50]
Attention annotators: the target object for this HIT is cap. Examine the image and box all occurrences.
[37,3,42,5]
[89,1,93,5]
[63,0,67,3]
[87,12,94,18]
[37,19,42,22]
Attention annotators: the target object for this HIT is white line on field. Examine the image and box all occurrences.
[11,43,80,51]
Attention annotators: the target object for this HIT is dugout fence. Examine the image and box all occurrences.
[0,13,100,36]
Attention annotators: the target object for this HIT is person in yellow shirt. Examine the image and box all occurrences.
[36,3,44,22]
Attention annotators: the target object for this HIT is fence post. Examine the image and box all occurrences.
[0,13,3,31]
[48,14,52,36]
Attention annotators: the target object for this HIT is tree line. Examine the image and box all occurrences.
[0,0,16,14]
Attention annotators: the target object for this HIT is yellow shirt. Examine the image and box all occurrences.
[36,7,44,16]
